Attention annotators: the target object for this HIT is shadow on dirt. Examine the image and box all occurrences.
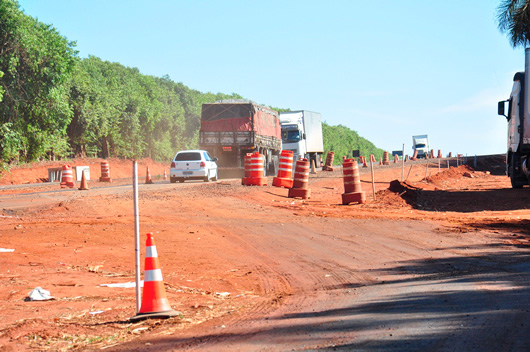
[131,249,530,351]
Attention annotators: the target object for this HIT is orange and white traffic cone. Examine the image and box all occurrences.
[130,233,178,322]
[163,170,167,180]
[78,170,89,190]
[145,167,153,184]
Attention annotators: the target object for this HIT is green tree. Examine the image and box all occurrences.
[0,0,78,163]
[497,0,530,47]
[322,123,384,164]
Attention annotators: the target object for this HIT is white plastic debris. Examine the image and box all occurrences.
[0,248,14,252]
[28,287,54,301]
[215,292,231,297]
[100,281,143,288]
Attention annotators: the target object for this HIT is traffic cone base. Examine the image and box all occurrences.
[272,177,293,188]
[130,310,180,322]
[288,188,310,199]
[245,177,268,186]
[342,191,366,205]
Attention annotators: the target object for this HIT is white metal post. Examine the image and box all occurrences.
[133,160,141,313]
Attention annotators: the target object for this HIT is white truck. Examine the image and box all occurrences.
[280,110,324,167]
[498,47,530,188]
[412,135,430,158]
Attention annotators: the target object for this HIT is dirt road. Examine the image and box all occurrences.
[0,156,529,351]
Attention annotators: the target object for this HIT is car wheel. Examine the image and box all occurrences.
[212,172,217,181]
[204,169,210,182]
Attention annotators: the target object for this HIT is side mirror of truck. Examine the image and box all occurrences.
[498,101,506,117]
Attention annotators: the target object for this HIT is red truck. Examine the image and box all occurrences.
[199,100,281,177]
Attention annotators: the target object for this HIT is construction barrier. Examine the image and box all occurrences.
[322,151,335,171]
[430,149,435,158]
[130,233,178,322]
[145,166,153,184]
[362,156,368,168]
[288,158,311,199]
[411,150,418,161]
[394,154,399,163]
[245,152,267,186]
[272,150,294,188]
[60,165,75,188]
[437,150,442,158]
[382,151,390,165]
[341,159,366,205]
[163,170,167,180]
[370,155,376,164]
[48,167,62,182]
[100,161,111,182]
[241,153,252,185]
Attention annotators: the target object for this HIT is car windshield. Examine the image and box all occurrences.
[282,129,301,143]
[415,143,426,148]
[175,152,201,161]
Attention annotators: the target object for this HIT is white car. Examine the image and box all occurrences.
[170,150,218,183]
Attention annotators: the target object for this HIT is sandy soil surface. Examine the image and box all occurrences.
[0,155,529,351]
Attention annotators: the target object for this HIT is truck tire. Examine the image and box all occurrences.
[509,155,525,189]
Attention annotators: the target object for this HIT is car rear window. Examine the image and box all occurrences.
[175,152,201,161]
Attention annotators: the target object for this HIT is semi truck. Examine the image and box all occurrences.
[199,100,281,177]
[498,47,530,188]
[279,110,324,167]
[412,135,430,158]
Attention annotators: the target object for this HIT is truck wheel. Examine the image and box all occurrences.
[510,157,525,189]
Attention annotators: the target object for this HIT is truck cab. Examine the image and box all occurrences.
[280,113,305,159]
[280,111,324,168]
[412,135,429,158]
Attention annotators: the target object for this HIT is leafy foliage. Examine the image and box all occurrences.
[497,0,530,48]
[0,0,78,164]
[323,123,385,164]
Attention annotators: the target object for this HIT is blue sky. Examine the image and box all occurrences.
[18,0,524,156]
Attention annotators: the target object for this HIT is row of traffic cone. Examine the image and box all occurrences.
[59,164,166,189]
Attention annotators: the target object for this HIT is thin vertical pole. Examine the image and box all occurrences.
[370,160,376,201]
[401,143,405,182]
[133,160,141,313]
[438,158,440,173]
[425,157,429,180]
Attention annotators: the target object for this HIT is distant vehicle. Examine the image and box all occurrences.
[498,47,530,188]
[169,150,218,183]
[199,100,281,177]
[412,135,429,158]
[280,110,324,167]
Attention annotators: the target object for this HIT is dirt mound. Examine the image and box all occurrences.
[424,165,475,188]
[388,180,421,206]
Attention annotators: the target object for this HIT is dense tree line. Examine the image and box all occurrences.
[322,123,384,163]
[0,0,383,169]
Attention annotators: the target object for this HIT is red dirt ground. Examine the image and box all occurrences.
[0,155,528,350]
